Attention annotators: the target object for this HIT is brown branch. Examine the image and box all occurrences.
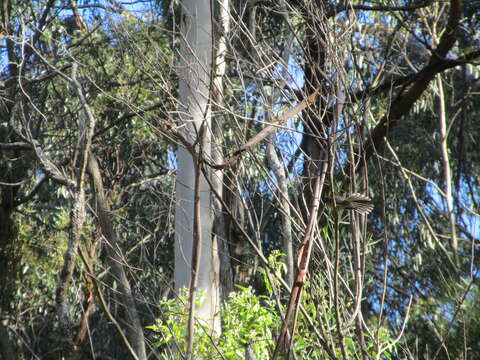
[19,100,75,188]
[343,47,480,114]
[327,1,435,17]
[202,161,337,358]
[55,63,95,355]
[74,273,95,347]
[272,158,328,359]
[87,152,147,360]
[77,247,141,360]
[349,0,465,176]
[93,102,165,139]
[208,90,319,170]
[185,132,204,360]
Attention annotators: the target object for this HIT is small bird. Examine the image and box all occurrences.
[330,193,374,215]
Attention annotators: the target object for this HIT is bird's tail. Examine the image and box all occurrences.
[344,193,374,214]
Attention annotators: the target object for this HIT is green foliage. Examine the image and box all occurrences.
[1,1,479,359]
[149,284,400,359]
[405,284,480,359]
[150,252,400,359]
[149,287,278,359]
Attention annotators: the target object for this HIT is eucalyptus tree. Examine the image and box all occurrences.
[0,1,172,358]
[1,0,480,359]
[279,1,480,358]
[174,0,221,342]
[208,0,480,357]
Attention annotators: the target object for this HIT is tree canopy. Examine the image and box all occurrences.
[0,0,479,359]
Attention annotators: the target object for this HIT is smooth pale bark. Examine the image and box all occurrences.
[436,77,458,265]
[211,0,234,298]
[264,1,295,287]
[266,132,294,288]
[175,0,220,333]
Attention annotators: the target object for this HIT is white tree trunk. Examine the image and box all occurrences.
[174,0,220,333]
[437,76,458,265]
[211,0,234,298]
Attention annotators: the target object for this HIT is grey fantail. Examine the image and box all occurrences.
[329,193,373,215]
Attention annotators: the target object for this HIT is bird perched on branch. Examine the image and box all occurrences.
[329,193,373,215]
